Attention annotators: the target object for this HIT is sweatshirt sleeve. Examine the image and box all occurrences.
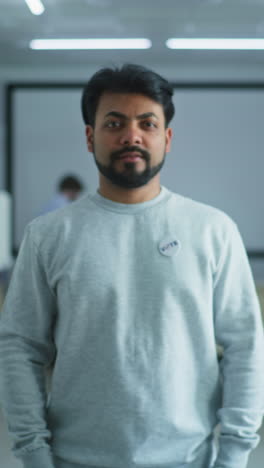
[212,220,264,468]
[0,223,57,468]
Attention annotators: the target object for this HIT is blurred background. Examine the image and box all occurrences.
[1,1,264,467]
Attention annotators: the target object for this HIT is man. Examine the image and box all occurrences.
[0,64,264,468]
[38,174,84,215]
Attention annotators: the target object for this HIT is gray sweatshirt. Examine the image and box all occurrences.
[0,185,264,468]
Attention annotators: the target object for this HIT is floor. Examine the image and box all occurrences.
[1,405,264,468]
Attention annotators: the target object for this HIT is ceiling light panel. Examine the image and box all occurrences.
[25,0,45,16]
[30,38,152,49]
[166,38,264,50]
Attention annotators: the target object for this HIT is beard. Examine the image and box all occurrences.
[91,144,167,189]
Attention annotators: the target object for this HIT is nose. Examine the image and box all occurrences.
[119,124,143,146]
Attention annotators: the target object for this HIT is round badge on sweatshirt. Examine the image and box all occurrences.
[158,237,181,257]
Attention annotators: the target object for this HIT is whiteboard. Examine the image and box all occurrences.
[7,84,264,253]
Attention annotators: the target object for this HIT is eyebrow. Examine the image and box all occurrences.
[104,111,159,120]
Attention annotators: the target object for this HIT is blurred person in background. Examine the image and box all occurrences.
[38,174,84,215]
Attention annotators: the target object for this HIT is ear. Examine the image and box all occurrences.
[165,127,173,153]
[85,125,94,152]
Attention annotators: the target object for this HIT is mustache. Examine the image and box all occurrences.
[110,146,150,160]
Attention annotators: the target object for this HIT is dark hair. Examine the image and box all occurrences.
[81,63,175,128]
[57,175,83,192]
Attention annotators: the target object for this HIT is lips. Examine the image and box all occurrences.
[119,152,142,159]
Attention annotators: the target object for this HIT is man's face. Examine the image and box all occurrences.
[85,92,172,189]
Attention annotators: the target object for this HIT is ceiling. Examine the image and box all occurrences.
[1,0,264,69]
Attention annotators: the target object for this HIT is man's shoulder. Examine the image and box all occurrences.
[169,192,241,258]
[30,203,74,231]
[170,190,236,230]
[26,193,92,243]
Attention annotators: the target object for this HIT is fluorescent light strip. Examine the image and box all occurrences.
[30,39,152,50]
[25,0,45,15]
[166,38,264,50]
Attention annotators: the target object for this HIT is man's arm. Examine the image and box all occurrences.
[0,223,57,468]
[212,221,264,468]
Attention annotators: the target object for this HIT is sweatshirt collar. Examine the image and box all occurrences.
[90,185,172,214]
